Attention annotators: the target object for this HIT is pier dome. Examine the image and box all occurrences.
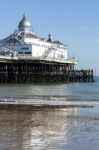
[18,15,32,32]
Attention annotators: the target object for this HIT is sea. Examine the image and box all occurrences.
[0,77,99,150]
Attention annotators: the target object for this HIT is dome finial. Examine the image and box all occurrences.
[23,13,26,19]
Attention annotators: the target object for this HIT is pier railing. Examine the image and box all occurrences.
[0,55,78,65]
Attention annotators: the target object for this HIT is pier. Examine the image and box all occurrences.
[0,56,94,83]
[0,15,95,84]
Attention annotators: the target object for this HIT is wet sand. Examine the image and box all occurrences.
[0,105,99,150]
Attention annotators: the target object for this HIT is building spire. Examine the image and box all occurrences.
[23,12,26,20]
[47,33,53,42]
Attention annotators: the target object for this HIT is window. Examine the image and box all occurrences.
[21,47,29,50]
[19,52,23,54]
[24,52,31,54]
[58,54,64,59]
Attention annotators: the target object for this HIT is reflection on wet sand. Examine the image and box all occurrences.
[0,108,76,150]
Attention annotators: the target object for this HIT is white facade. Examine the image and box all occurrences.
[0,15,68,62]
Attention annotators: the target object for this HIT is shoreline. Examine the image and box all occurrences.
[0,103,93,110]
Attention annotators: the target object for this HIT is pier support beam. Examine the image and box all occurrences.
[0,60,95,83]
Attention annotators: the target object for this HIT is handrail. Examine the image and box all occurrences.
[0,54,78,64]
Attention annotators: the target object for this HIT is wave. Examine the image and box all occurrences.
[0,95,99,107]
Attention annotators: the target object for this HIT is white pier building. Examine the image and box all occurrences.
[0,15,77,64]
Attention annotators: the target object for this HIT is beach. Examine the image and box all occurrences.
[0,78,99,149]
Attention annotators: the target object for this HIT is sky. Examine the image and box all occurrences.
[0,0,99,75]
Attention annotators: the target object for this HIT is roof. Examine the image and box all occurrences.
[18,15,32,29]
[0,15,67,46]
[52,40,65,46]
[17,31,41,39]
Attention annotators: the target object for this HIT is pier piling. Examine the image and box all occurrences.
[0,60,94,83]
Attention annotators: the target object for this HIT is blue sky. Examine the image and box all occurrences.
[0,0,99,74]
